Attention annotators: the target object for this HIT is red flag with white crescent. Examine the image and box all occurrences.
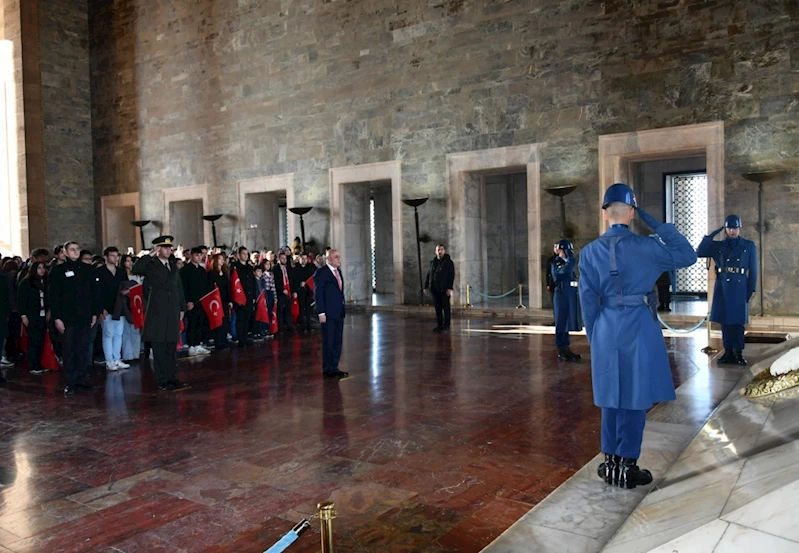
[230,267,246,306]
[269,298,278,335]
[305,275,314,292]
[255,291,269,324]
[128,284,145,329]
[200,286,224,331]
[41,332,60,371]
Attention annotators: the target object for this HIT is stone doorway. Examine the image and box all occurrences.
[162,184,211,249]
[101,192,141,251]
[238,174,295,253]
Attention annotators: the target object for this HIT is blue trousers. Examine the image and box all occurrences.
[721,324,745,350]
[601,407,647,459]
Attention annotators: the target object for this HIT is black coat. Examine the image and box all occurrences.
[230,261,256,305]
[0,273,14,325]
[209,270,231,317]
[295,263,315,290]
[96,265,128,314]
[424,254,455,293]
[49,260,99,327]
[132,255,187,343]
[17,279,47,320]
[180,262,211,304]
[273,263,298,296]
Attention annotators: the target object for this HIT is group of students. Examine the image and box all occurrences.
[0,239,330,390]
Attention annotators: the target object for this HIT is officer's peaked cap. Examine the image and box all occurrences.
[724,214,742,229]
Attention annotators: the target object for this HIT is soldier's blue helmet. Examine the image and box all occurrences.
[602,183,637,209]
[557,239,573,251]
[725,214,742,229]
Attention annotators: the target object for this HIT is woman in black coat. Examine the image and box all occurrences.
[208,253,231,350]
[18,262,49,374]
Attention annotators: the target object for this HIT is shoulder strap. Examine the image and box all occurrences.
[606,236,624,307]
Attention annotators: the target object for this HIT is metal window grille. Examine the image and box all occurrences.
[667,173,708,294]
[370,198,376,291]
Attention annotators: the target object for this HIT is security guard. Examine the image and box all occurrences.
[696,215,758,366]
[551,239,582,362]
[579,183,697,489]
[132,236,189,391]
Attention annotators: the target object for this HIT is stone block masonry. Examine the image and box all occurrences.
[89,0,799,312]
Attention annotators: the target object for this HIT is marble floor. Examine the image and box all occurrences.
[0,313,729,552]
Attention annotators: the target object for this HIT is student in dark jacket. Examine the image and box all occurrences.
[424,244,455,332]
[181,246,212,355]
[272,251,297,333]
[295,253,316,332]
[18,262,49,374]
[49,241,100,395]
[96,247,130,370]
[208,253,231,350]
[0,267,15,373]
[230,246,256,347]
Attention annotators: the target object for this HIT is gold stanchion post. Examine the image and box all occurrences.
[516,284,526,309]
[701,258,718,354]
[464,284,472,308]
[318,502,336,553]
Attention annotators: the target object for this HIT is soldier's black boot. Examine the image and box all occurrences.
[558,347,581,362]
[735,349,747,365]
[617,458,653,489]
[565,347,581,361]
[717,350,736,365]
[597,454,621,485]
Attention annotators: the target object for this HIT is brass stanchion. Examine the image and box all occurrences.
[464,284,472,308]
[346,283,355,304]
[516,284,526,309]
[318,502,336,553]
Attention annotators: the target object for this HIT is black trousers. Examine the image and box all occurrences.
[151,341,177,385]
[235,305,253,343]
[214,315,230,348]
[298,287,313,329]
[26,317,47,371]
[63,324,90,386]
[657,284,671,307]
[432,291,451,328]
[321,318,344,374]
[277,293,293,331]
[186,307,206,347]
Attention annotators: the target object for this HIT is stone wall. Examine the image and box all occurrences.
[40,0,95,249]
[90,0,799,311]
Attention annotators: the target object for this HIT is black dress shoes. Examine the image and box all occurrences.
[158,383,169,392]
[168,380,190,391]
[324,371,349,379]
[734,350,747,365]
[75,382,97,391]
[432,326,443,333]
[64,385,75,396]
[718,350,737,365]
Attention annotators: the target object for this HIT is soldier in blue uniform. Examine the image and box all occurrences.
[579,183,697,489]
[696,215,758,366]
[551,239,582,362]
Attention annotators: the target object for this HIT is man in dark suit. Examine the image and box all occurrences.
[132,236,188,391]
[49,241,100,395]
[230,246,256,347]
[272,251,297,333]
[181,246,212,355]
[314,249,347,378]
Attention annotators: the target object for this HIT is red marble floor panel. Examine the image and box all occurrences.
[0,313,721,552]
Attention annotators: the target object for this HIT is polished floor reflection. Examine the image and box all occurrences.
[0,313,716,552]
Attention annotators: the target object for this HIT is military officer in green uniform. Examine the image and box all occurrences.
[132,236,189,391]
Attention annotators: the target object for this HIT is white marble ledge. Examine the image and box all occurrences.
[722,479,799,543]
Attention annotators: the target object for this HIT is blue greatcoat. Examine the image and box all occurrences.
[551,255,583,332]
[696,236,757,326]
[578,223,697,410]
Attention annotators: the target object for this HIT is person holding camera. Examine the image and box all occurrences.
[551,239,582,362]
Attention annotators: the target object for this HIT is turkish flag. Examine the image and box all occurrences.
[255,291,269,323]
[269,299,278,335]
[200,286,224,331]
[177,319,185,352]
[129,284,145,329]
[291,297,300,324]
[305,275,314,292]
[205,254,213,272]
[230,267,246,306]
[19,324,28,353]
[41,332,60,371]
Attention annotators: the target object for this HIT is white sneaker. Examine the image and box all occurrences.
[196,346,211,355]
[0,357,13,367]
[188,346,198,356]
[106,362,119,371]
[115,360,130,369]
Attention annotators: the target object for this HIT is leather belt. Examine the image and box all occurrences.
[599,292,655,307]
[717,267,745,274]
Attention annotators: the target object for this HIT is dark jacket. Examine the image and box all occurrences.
[209,270,231,317]
[49,259,99,327]
[96,264,128,314]
[424,254,455,293]
[181,262,211,305]
[112,280,138,324]
[273,262,297,296]
[314,265,345,320]
[295,263,315,291]
[17,278,48,320]
[230,260,256,305]
[131,255,187,343]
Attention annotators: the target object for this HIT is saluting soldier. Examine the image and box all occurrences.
[579,183,697,489]
[551,239,582,362]
[696,214,758,366]
[132,236,188,391]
